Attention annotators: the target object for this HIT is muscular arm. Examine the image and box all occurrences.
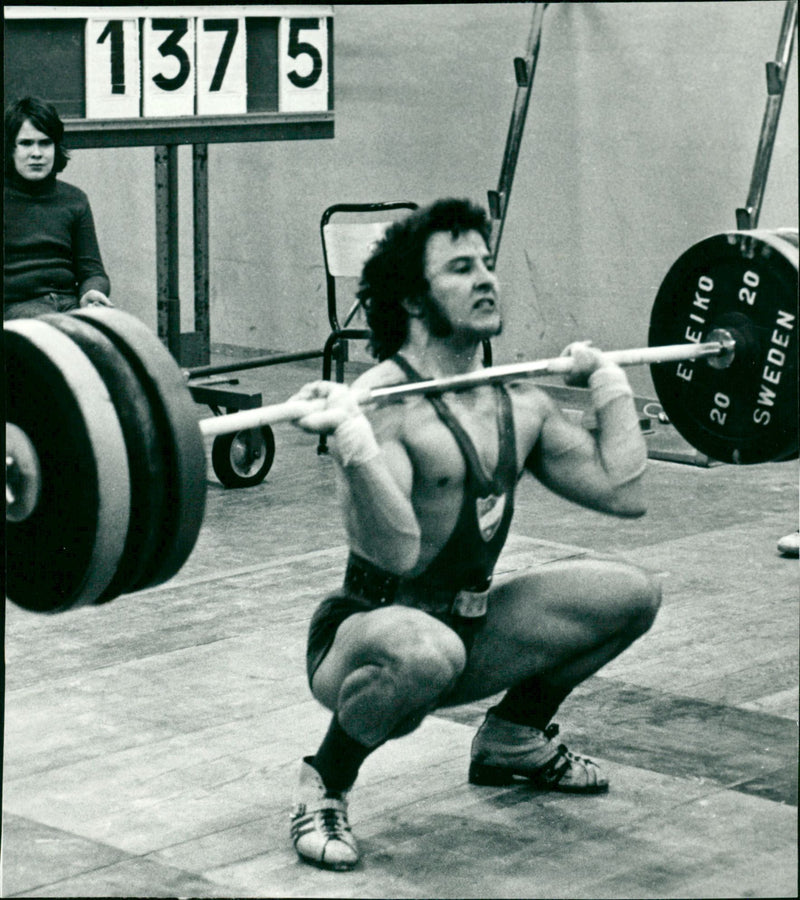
[336,414,421,571]
[291,380,422,573]
[525,355,647,518]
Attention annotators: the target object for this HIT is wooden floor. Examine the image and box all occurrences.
[3,360,798,899]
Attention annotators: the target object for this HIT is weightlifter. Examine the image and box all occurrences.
[288,198,662,870]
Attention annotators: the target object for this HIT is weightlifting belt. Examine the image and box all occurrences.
[344,553,490,619]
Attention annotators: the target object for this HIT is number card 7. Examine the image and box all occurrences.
[197,16,247,115]
[85,18,141,119]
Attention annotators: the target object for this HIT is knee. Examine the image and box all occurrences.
[628,568,662,634]
[384,618,466,699]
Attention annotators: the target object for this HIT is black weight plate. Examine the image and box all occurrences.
[4,319,130,612]
[72,309,207,588]
[770,229,799,462]
[41,313,168,601]
[649,230,798,464]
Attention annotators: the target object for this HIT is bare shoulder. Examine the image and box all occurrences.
[506,379,558,416]
[351,358,406,392]
[506,379,559,458]
[351,359,425,443]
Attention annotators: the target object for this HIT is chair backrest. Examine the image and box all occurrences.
[321,202,418,330]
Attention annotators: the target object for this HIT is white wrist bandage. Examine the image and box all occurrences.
[589,365,633,410]
[589,366,645,485]
[330,414,380,467]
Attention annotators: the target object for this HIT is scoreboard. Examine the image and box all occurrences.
[4,5,334,147]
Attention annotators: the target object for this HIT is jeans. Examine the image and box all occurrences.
[4,292,79,321]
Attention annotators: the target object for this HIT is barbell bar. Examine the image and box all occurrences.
[4,228,798,614]
[197,333,736,438]
[1,314,788,616]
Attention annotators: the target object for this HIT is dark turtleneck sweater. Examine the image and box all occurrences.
[4,170,110,305]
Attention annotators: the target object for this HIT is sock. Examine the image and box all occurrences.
[492,677,572,731]
[310,714,374,793]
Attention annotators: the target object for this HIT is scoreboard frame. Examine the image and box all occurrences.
[4,5,334,148]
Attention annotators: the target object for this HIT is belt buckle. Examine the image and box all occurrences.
[451,585,489,618]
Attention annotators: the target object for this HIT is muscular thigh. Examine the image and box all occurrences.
[311,605,467,710]
[446,556,655,704]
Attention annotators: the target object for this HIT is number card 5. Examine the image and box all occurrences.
[197,17,247,115]
[279,17,329,112]
[85,18,141,119]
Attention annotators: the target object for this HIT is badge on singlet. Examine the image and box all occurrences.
[476,493,507,542]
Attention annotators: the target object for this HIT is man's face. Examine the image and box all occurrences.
[13,119,55,181]
[421,229,502,342]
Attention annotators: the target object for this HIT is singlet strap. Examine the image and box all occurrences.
[392,354,516,495]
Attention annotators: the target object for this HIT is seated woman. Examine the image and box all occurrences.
[4,96,113,320]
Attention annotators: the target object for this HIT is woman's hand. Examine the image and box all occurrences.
[79,290,113,308]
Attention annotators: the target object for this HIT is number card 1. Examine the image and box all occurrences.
[85,18,140,119]
[143,17,196,117]
[196,16,247,115]
[278,16,329,112]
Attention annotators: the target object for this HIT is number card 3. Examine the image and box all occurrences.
[279,17,329,112]
[197,16,247,115]
[85,18,140,119]
[143,17,196,117]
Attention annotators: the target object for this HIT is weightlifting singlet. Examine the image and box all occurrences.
[390,354,518,594]
[306,355,519,681]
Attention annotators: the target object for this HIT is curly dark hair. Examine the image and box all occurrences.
[357,198,492,360]
[5,96,70,178]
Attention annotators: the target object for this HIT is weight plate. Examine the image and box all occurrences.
[72,309,207,588]
[41,313,168,600]
[4,319,130,612]
[649,230,798,464]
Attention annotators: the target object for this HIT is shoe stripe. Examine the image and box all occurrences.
[291,812,354,841]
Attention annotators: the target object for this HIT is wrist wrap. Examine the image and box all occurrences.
[589,366,645,485]
[330,414,380,467]
[589,365,633,410]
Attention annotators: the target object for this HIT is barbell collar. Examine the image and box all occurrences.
[705,328,736,370]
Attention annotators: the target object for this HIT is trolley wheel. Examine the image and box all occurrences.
[211,425,275,488]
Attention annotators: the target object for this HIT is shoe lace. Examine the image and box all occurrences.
[319,799,350,839]
[536,724,598,784]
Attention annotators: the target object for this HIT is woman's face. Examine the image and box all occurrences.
[13,119,55,181]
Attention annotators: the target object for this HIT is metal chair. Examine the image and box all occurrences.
[317,200,494,452]
[318,201,418,451]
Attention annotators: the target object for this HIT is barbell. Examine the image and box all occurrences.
[4,228,798,614]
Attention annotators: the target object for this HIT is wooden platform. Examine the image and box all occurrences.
[3,361,798,899]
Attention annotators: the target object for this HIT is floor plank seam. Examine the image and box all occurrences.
[139,545,351,594]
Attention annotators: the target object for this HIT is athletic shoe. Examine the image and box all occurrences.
[777,531,799,558]
[469,712,609,793]
[290,757,359,870]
